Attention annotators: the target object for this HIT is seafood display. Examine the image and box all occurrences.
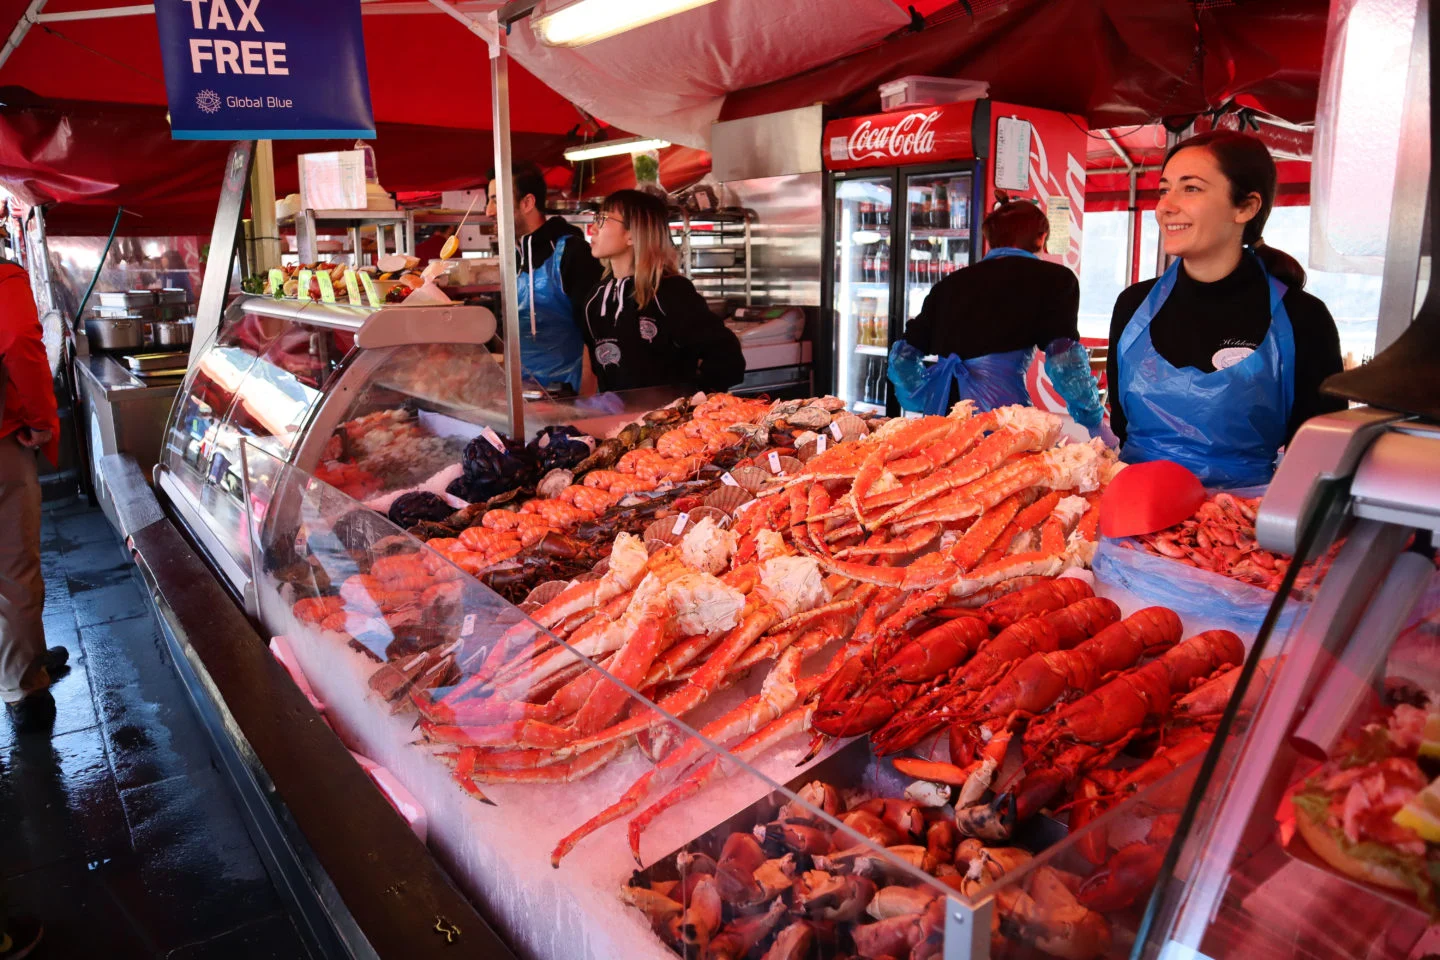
[1121,492,1321,594]
[319,408,463,496]
[620,775,1113,960]
[258,385,1345,960]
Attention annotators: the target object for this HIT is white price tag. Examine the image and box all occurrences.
[481,427,505,452]
[768,451,782,474]
[672,512,689,536]
[461,613,477,637]
[816,435,827,454]
[721,472,739,487]
[830,422,843,440]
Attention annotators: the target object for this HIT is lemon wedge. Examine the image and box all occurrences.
[1419,713,1440,759]
[1394,803,1440,843]
[440,235,459,260]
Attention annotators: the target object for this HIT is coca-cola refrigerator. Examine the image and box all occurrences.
[820,98,1087,414]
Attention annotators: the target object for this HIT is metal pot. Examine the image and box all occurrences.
[151,320,194,347]
[85,317,146,351]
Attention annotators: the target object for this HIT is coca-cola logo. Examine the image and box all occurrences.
[846,111,941,162]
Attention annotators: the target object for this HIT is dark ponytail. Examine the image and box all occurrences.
[1165,129,1307,289]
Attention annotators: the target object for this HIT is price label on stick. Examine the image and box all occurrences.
[830,422,843,441]
[768,451,782,474]
[343,270,363,305]
[672,513,689,536]
[297,269,313,300]
[721,472,739,487]
[358,271,381,307]
[268,268,285,298]
[481,426,506,451]
[316,272,337,303]
[461,614,477,638]
[816,434,827,454]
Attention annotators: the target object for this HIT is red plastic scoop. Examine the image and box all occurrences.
[1099,460,1206,538]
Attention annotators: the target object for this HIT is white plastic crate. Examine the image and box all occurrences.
[879,75,990,111]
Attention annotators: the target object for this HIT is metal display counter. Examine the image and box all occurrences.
[75,352,186,519]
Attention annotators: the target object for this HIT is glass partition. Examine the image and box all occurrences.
[240,439,978,960]
[1120,475,1440,960]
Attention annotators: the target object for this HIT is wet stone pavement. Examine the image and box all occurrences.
[2,498,311,959]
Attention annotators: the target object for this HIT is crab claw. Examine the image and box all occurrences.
[955,792,1015,842]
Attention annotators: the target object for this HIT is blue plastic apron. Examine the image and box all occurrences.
[1117,254,1296,488]
[517,233,585,391]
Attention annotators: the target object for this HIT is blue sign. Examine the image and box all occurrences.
[156,0,375,140]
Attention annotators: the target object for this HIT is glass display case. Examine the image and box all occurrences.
[238,440,972,960]
[157,295,691,606]
[157,295,497,601]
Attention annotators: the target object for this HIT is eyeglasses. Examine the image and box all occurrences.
[592,212,627,229]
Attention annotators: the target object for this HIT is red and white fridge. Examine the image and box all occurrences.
[821,98,1088,414]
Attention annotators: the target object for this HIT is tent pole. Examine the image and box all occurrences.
[426,0,497,43]
[1127,169,1139,284]
[0,0,48,71]
[490,17,525,441]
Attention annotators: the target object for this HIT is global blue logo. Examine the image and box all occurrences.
[195,89,222,114]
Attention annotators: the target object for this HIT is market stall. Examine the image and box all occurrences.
[6,1,1434,959]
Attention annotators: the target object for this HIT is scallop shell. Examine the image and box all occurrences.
[644,515,690,547]
[536,468,574,499]
[829,413,869,442]
[769,455,803,477]
[727,466,771,493]
[523,580,569,608]
[685,505,732,528]
[795,437,823,462]
[703,486,754,516]
[788,406,833,431]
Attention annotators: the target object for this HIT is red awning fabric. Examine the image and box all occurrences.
[0,0,581,132]
[720,0,1329,130]
[0,88,571,235]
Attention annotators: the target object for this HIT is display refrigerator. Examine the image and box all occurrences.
[821,98,1088,414]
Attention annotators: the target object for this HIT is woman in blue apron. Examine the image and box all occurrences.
[1108,131,1345,488]
[487,161,603,394]
[894,195,1105,429]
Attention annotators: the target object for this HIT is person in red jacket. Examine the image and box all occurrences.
[0,258,68,733]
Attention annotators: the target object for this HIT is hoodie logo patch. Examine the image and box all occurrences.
[639,319,658,342]
[596,341,622,367]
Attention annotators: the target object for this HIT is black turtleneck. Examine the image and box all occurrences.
[1107,256,1345,445]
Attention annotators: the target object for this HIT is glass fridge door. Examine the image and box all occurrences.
[832,174,894,414]
[900,169,973,336]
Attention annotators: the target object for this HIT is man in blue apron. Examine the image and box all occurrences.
[487,161,603,395]
[895,196,1105,430]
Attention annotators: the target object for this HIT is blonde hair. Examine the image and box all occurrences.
[599,189,677,310]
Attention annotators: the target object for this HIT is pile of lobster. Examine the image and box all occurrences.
[620,779,1115,960]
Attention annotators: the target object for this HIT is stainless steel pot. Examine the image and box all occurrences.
[85,317,146,351]
[151,320,194,347]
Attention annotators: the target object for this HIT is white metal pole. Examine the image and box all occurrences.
[490,18,524,441]
[0,0,48,71]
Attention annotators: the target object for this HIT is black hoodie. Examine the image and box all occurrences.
[582,273,746,393]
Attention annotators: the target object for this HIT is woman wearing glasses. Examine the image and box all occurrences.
[583,190,746,393]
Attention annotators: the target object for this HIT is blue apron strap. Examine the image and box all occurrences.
[982,247,1040,261]
[1117,257,1183,358]
[1261,262,1295,426]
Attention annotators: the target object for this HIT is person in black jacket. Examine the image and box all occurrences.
[1107,130,1344,487]
[906,197,1080,362]
[901,196,1104,428]
[582,190,745,393]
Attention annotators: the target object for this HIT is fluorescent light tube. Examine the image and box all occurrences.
[533,0,721,47]
[563,137,672,162]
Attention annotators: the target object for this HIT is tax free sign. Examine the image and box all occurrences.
[156,0,375,140]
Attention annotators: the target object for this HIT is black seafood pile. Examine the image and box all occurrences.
[447,433,538,503]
